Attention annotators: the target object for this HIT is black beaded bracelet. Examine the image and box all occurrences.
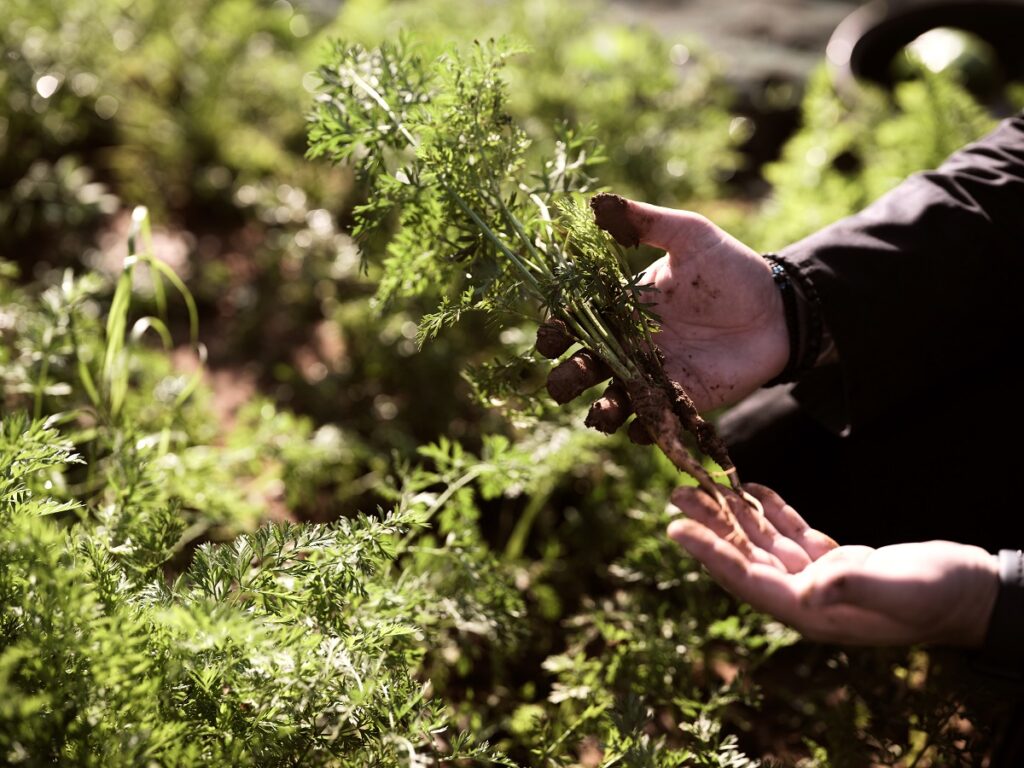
[763,254,824,386]
[763,255,801,386]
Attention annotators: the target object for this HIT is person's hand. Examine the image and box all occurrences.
[539,195,790,431]
[667,484,1000,647]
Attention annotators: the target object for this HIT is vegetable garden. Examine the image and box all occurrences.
[1,0,1019,764]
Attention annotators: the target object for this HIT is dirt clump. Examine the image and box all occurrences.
[590,192,641,248]
[585,382,630,434]
[535,318,575,359]
[546,349,611,404]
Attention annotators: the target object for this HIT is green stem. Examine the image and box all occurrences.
[447,191,546,294]
[493,190,555,281]
[503,475,556,560]
[395,466,486,553]
[348,70,419,149]
[349,68,550,292]
[578,300,630,366]
[607,239,659,359]
[560,310,633,382]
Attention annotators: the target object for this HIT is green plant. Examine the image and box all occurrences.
[731,64,996,251]
[333,0,738,206]
[0,411,523,766]
[3,1,1016,761]
[308,38,762,532]
[0,214,521,765]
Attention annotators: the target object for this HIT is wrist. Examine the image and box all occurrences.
[976,550,1024,673]
[761,255,825,386]
[958,551,1000,647]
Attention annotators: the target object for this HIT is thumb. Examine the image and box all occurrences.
[590,192,709,253]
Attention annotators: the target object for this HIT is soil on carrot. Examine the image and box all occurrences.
[546,349,611,403]
[590,192,644,247]
[584,382,630,433]
[587,195,739,477]
[535,317,575,359]
[668,379,735,473]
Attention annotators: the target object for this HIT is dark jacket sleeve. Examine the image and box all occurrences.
[979,550,1024,681]
[775,113,1024,672]
[776,112,1024,433]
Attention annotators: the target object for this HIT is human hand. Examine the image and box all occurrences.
[538,194,789,435]
[667,484,999,647]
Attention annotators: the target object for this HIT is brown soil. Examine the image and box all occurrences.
[584,382,630,434]
[535,318,575,359]
[667,380,734,473]
[624,376,754,549]
[590,192,641,248]
[625,378,716,494]
[627,418,654,445]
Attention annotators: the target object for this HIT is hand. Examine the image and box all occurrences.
[667,484,1000,647]
[539,195,789,430]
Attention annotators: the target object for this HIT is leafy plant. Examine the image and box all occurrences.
[308,38,761,532]
[0,411,524,766]
[332,0,739,205]
[731,63,996,251]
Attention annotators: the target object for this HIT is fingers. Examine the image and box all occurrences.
[590,192,710,253]
[538,319,645,437]
[537,319,616,409]
[745,484,838,561]
[670,517,919,644]
[670,487,789,572]
[667,518,800,619]
[534,314,664,444]
[732,495,813,574]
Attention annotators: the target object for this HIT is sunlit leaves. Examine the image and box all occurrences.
[0,414,517,766]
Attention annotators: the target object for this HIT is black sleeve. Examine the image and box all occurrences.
[776,112,1024,433]
[773,114,1024,670]
[978,550,1024,682]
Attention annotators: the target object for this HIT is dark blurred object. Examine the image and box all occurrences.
[827,0,1024,102]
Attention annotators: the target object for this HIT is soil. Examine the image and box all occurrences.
[623,375,755,554]
[584,382,630,434]
[627,418,654,445]
[668,379,734,474]
[590,192,642,248]
[535,318,575,359]
[546,349,611,404]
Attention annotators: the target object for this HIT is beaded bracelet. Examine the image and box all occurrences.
[762,254,823,385]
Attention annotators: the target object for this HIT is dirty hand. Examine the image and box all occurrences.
[668,484,999,647]
[538,195,790,434]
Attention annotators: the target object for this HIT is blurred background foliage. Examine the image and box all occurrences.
[2,0,1021,764]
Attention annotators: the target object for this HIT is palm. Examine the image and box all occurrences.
[667,484,998,647]
[628,203,788,411]
[794,542,992,643]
